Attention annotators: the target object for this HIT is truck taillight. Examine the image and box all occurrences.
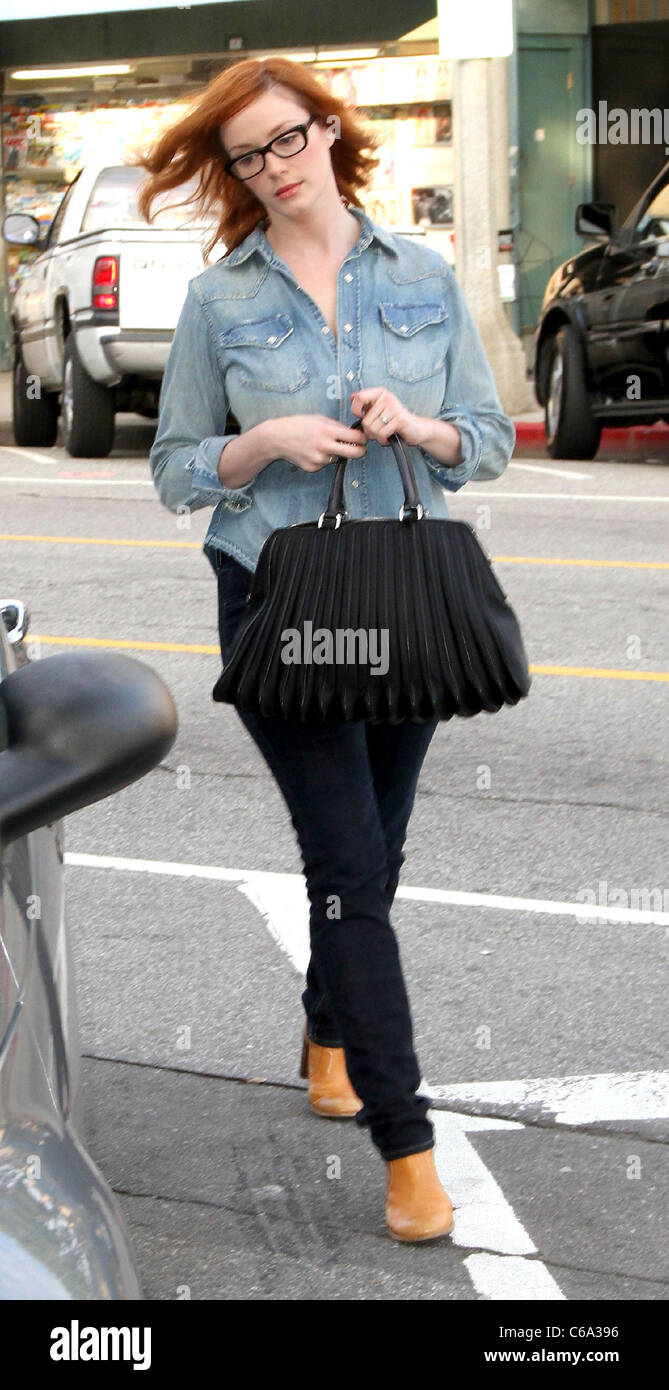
[92,255,118,310]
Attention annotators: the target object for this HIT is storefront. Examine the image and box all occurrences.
[0,4,457,311]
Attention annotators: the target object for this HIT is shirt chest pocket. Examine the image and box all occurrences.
[379,302,449,383]
[218,312,310,393]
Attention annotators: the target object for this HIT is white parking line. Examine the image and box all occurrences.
[462,491,669,501]
[238,871,311,974]
[430,1113,565,1301]
[0,445,61,467]
[64,851,252,881]
[393,883,669,927]
[463,1252,565,1300]
[431,1111,538,1256]
[63,855,669,927]
[0,474,153,486]
[509,461,591,479]
[427,1070,669,1123]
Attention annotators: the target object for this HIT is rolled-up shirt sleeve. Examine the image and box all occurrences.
[417,263,516,492]
[149,280,257,514]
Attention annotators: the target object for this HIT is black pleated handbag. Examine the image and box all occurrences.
[211,420,531,724]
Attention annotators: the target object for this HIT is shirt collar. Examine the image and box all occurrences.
[223,204,399,267]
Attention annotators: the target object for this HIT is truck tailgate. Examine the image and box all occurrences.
[119,241,206,330]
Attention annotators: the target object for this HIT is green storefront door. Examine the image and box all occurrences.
[517,36,590,366]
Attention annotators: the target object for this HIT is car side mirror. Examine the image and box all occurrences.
[0,651,178,851]
[3,212,42,248]
[1,599,30,646]
[575,202,618,240]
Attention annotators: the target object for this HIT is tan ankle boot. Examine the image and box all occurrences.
[385,1149,455,1242]
[299,1023,363,1118]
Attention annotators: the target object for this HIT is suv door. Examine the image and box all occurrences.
[587,167,669,405]
[0,609,71,1125]
[0,615,27,1059]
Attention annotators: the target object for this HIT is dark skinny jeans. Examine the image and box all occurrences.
[205,544,437,1161]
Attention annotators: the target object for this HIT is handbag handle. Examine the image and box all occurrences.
[318,418,424,529]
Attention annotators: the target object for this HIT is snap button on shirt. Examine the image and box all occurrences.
[149,205,515,576]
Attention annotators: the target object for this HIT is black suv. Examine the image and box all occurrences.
[535,160,669,459]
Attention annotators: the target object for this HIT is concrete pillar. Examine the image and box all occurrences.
[490,55,514,334]
[453,56,529,413]
[0,73,12,372]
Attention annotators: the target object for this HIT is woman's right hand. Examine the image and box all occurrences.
[267,415,368,472]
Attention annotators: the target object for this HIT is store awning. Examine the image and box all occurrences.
[0,0,438,67]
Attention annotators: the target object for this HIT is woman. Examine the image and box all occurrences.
[141,56,515,1243]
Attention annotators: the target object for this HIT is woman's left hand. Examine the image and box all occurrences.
[349,388,430,448]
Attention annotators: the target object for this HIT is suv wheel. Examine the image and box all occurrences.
[12,341,58,447]
[544,324,601,460]
[61,333,115,458]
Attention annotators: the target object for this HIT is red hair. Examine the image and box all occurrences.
[133,57,381,259]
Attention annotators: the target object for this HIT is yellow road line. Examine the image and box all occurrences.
[26,635,669,681]
[492,556,669,570]
[530,665,669,682]
[0,533,200,549]
[33,635,219,653]
[493,556,669,570]
[1,535,668,570]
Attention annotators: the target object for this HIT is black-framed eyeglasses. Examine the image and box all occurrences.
[223,113,320,181]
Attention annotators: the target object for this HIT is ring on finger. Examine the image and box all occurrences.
[381,412,390,425]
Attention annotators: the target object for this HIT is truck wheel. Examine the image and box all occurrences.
[544,324,601,460]
[12,342,58,447]
[61,333,115,457]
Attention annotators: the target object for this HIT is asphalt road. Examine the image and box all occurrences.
[1,408,668,1303]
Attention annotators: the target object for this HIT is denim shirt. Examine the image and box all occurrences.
[149,205,515,574]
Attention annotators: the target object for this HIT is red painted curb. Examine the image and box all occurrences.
[514,419,669,444]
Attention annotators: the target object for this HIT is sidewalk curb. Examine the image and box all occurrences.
[514,418,669,445]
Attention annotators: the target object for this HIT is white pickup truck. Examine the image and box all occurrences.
[3,162,221,457]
